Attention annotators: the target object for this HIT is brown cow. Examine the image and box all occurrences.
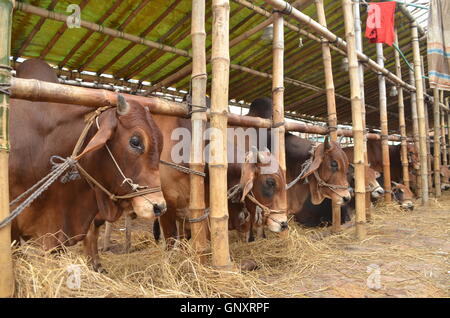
[247,98,351,215]
[439,165,450,190]
[391,182,415,210]
[293,163,383,227]
[343,140,419,184]
[9,59,166,271]
[154,114,288,244]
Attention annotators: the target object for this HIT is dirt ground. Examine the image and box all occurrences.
[12,194,450,298]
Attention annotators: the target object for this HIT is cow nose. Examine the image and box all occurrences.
[153,202,167,217]
[280,221,289,231]
[343,195,351,203]
[377,188,385,195]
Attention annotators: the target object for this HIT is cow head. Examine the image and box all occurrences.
[78,95,166,221]
[239,148,288,233]
[348,164,384,200]
[407,143,420,171]
[440,166,450,190]
[391,181,414,210]
[301,137,351,205]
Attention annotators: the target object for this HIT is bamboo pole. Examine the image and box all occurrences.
[433,87,441,197]
[248,0,416,91]
[422,56,433,194]
[445,97,450,163]
[439,92,447,167]
[315,0,340,232]
[14,2,191,59]
[376,43,392,203]
[411,23,429,204]
[409,66,422,197]
[441,108,447,167]
[341,0,366,239]
[0,0,14,298]
[272,11,288,236]
[394,30,409,188]
[353,0,370,222]
[425,104,433,192]
[10,77,409,141]
[189,0,209,263]
[209,0,231,269]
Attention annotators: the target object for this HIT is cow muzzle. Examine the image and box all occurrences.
[266,214,288,233]
[371,186,385,199]
[131,195,167,219]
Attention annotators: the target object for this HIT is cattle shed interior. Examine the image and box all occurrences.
[1,0,450,299]
[9,0,447,132]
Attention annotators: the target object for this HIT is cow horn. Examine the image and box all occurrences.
[117,94,130,115]
[391,181,399,187]
[324,136,330,150]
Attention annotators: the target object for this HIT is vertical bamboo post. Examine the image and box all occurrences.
[272,11,288,236]
[440,93,447,167]
[409,66,421,196]
[209,0,231,269]
[342,0,366,239]
[411,23,429,204]
[441,109,447,167]
[189,0,209,263]
[433,87,441,197]
[424,101,433,192]
[376,43,392,203]
[394,30,409,188]
[447,98,450,165]
[421,56,433,193]
[0,0,14,298]
[315,0,340,232]
[353,0,370,222]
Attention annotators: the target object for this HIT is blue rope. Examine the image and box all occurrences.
[393,42,429,79]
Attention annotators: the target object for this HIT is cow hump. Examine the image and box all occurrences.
[16,59,59,83]
[246,97,273,119]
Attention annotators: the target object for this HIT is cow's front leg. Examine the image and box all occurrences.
[83,220,106,273]
[102,221,113,252]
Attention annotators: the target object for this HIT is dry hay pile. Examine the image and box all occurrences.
[12,194,450,298]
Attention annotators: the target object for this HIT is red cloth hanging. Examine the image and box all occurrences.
[365,2,396,46]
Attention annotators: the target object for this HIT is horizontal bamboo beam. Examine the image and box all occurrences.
[10,78,406,141]
[14,2,191,59]
[242,0,416,91]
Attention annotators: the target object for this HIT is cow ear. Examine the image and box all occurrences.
[375,171,381,178]
[76,112,117,160]
[308,175,325,205]
[301,145,324,179]
[240,151,257,202]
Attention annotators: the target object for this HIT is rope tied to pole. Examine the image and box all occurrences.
[185,72,209,118]
[272,2,292,15]
[1,156,78,229]
[0,64,12,96]
[160,159,206,177]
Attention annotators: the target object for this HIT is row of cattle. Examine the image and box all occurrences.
[7,59,443,272]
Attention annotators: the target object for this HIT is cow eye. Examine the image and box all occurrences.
[331,160,338,171]
[266,178,276,188]
[129,135,144,152]
[261,178,276,197]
